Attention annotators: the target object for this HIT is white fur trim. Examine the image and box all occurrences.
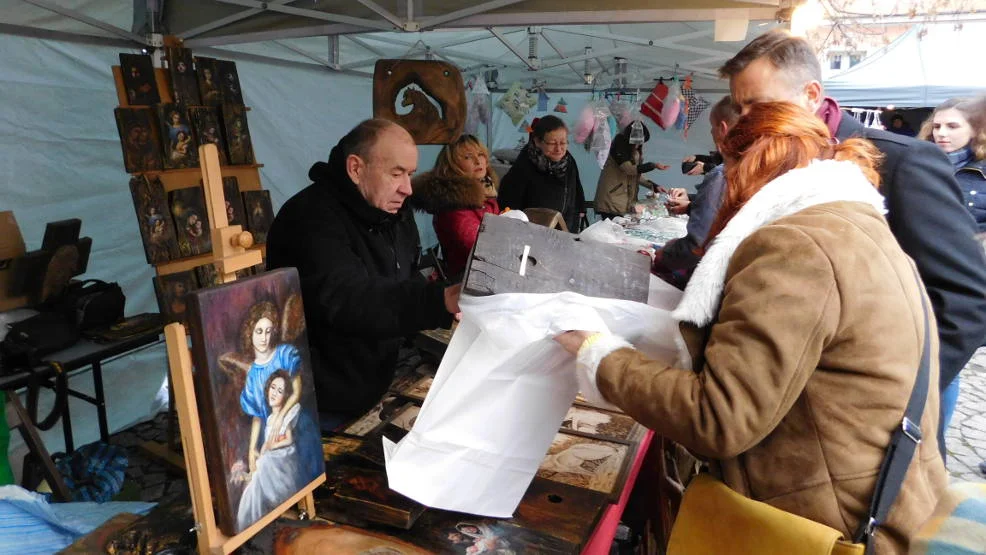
[575,335,632,411]
[672,159,885,327]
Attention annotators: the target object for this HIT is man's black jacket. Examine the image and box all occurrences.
[837,116,986,388]
[266,146,452,416]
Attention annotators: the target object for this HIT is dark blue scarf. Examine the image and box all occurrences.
[948,147,974,171]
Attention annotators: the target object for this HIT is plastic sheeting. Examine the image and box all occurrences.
[385,279,688,517]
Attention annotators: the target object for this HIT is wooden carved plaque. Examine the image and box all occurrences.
[464,214,651,302]
[372,59,466,145]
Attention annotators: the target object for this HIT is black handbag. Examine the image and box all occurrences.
[47,279,125,331]
[0,311,80,370]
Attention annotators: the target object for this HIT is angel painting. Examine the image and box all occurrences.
[188,268,324,535]
[219,295,322,531]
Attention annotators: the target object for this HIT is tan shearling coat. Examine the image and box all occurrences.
[582,160,947,554]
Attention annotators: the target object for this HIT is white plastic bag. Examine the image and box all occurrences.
[384,290,689,517]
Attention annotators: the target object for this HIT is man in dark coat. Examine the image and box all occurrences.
[266,119,459,427]
[721,30,986,461]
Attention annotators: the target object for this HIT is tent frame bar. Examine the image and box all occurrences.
[211,0,395,31]
[20,0,150,45]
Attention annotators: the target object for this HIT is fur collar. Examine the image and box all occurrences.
[409,172,489,213]
[672,159,886,327]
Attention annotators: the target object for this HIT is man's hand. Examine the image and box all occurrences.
[681,155,705,176]
[667,188,690,215]
[654,162,671,171]
[554,330,594,355]
[444,283,461,314]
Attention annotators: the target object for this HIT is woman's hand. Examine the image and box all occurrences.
[554,330,594,355]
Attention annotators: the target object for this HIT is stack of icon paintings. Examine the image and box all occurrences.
[115,50,254,173]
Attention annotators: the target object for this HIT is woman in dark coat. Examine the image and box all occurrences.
[497,116,585,232]
[919,95,986,453]
[410,134,500,280]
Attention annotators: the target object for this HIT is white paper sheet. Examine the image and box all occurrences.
[384,284,688,517]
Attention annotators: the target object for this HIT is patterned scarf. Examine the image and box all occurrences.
[525,141,570,179]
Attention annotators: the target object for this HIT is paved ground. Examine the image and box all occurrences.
[945,347,986,483]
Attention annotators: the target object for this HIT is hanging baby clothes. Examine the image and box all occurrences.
[680,76,711,139]
[640,79,671,129]
[464,76,491,136]
[537,90,550,112]
[659,78,682,131]
[554,97,568,113]
[497,82,536,126]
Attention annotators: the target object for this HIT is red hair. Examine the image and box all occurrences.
[704,102,882,247]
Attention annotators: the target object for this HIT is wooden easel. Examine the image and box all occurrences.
[164,144,324,555]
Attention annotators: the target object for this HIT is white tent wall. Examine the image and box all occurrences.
[0,32,170,478]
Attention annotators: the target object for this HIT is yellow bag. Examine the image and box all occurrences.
[667,474,864,555]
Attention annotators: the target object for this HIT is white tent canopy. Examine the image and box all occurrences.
[824,21,986,107]
[0,0,789,91]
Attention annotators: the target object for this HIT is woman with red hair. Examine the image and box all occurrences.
[555,102,946,553]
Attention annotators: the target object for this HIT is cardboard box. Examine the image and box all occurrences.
[0,211,30,311]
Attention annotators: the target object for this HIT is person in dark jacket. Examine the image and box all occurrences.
[409,134,500,280]
[498,115,585,232]
[918,96,986,454]
[593,122,668,220]
[721,30,986,464]
[266,119,459,427]
[652,96,740,288]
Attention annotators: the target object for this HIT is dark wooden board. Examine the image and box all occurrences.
[464,213,650,302]
[318,465,426,530]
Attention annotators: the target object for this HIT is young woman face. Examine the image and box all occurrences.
[535,128,569,162]
[252,317,274,355]
[455,146,488,179]
[932,108,974,153]
[267,376,286,408]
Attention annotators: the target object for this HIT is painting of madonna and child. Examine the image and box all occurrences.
[187,267,324,535]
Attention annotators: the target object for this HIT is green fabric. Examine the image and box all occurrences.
[0,395,13,485]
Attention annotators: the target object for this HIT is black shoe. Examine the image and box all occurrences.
[979,460,986,476]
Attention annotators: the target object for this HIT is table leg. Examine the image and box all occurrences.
[59,372,74,453]
[92,360,110,443]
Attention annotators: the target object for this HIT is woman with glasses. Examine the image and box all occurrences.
[498,115,585,232]
[410,134,500,280]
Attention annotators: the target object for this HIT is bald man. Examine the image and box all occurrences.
[267,119,459,426]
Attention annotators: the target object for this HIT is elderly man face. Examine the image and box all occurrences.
[346,125,418,214]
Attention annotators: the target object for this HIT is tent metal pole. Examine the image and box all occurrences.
[0,21,138,48]
[344,35,385,57]
[417,0,527,31]
[355,0,404,29]
[177,0,294,40]
[20,0,150,45]
[211,0,395,31]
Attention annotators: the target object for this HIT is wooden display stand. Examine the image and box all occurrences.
[162,144,323,555]
[112,43,268,466]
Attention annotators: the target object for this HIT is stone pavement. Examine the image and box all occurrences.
[945,347,986,483]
